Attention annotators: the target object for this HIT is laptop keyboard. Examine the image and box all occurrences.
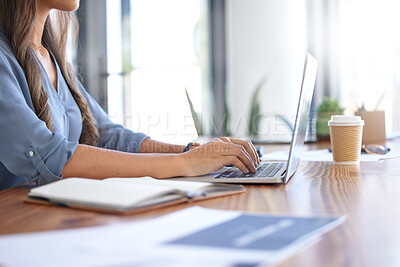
[215,162,286,179]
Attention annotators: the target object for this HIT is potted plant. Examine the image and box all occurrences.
[248,75,270,137]
[316,96,344,139]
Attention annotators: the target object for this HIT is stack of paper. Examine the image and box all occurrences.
[0,206,344,267]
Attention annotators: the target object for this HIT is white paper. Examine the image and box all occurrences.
[0,206,344,267]
[262,149,400,162]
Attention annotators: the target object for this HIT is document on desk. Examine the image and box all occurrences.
[0,206,344,267]
[263,149,400,162]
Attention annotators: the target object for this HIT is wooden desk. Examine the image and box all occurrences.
[1,140,400,267]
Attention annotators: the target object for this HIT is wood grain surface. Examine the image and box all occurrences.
[1,140,400,267]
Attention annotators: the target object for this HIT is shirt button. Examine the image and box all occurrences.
[29,151,35,157]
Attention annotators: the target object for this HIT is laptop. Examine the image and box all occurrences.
[172,53,318,184]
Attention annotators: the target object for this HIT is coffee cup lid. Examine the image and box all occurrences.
[328,115,365,126]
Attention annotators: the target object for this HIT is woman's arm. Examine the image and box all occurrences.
[68,81,260,179]
[139,138,185,153]
[62,144,185,179]
[139,138,200,153]
[62,138,260,179]
[139,138,259,164]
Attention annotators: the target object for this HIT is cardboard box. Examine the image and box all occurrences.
[355,111,386,144]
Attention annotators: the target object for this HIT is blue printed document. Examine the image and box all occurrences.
[167,213,341,251]
[0,206,344,267]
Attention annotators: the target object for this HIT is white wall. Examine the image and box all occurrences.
[226,0,307,139]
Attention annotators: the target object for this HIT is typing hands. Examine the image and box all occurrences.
[181,137,261,177]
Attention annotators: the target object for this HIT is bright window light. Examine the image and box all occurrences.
[106,0,124,124]
[105,0,205,143]
[339,0,400,132]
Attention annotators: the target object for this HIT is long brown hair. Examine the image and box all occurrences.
[0,0,99,145]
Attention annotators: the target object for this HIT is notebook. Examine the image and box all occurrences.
[170,53,318,185]
[24,177,244,214]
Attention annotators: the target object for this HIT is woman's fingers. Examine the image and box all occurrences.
[237,139,260,164]
[220,137,260,166]
[189,138,258,175]
[225,156,249,174]
[220,142,256,172]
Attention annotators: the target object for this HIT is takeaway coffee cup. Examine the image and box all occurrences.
[328,115,365,165]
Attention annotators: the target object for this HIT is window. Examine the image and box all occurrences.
[106,0,209,144]
[308,0,400,133]
[338,0,400,133]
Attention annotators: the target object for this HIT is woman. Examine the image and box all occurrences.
[0,0,259,190]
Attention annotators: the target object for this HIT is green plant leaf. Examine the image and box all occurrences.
[185,87,203,135]
[248,75,269,136]
[318,96,345,112]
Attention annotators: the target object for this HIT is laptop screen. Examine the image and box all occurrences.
[284,54,318,184]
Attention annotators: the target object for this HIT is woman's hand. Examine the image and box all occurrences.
[179,137,261,177]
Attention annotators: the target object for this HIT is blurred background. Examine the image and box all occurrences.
[74,0,400,144]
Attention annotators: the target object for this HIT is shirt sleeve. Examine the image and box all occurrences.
[0,51,78,186]
[76,79,149,153]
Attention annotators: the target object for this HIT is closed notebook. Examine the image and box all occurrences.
[25,177,245,214]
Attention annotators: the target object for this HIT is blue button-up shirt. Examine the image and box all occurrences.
[0,29,149,190]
